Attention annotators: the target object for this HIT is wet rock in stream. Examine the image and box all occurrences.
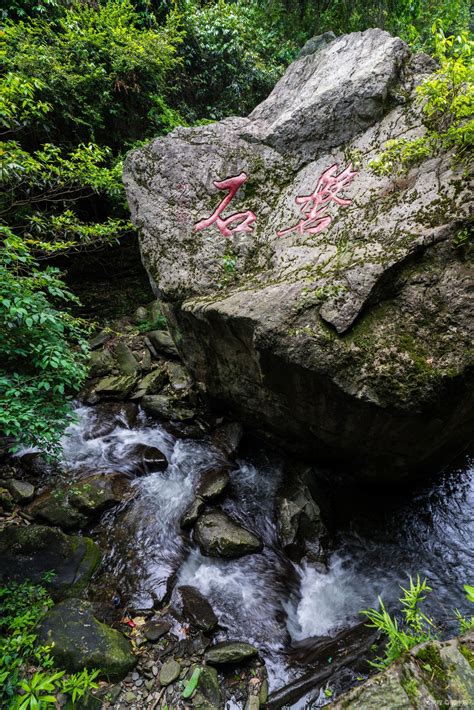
[197,466,231,500]
[143,619,171,642]
[195,664,221,706]
[84,402,139,440]
[211,421,244,459]
[180,495,206,528]
[194,509,263,559]
[146,329,180,359]
[142,393,197,421]
[130,367,168,399]
[27,472,132,529]
[276,468,328,564]
[127,442,168,474]
[159,657,181,685]
[0,477,35,503]
[179,584,218,632]
[91,374,139,401]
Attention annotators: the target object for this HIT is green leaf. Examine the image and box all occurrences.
[464,584,474,603]
[181,667,201,698]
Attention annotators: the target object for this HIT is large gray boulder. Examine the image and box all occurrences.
[124,29,473,483]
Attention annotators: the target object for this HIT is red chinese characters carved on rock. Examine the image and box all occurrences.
[277,162,358,237]
[194,172,256,238]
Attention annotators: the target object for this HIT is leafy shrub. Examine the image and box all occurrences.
[0,232,89,454]
[362,577,474,670]
[361,576,435,669]
[0,578,99,708]
[174,0,294,120]
[2,0,184,149]
[370,26,473,175]
[455,584,474,633]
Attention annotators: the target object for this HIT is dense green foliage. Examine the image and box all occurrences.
[0,578,99,708]
[0,233,89,454]
[0,0,471,453]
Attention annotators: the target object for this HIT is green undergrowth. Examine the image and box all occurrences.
[0,578,100,709]
[361,578,474,670]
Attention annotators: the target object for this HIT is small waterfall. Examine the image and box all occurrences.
[59,405,474,706]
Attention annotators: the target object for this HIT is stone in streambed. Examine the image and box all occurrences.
[142,394,196,421]
[114,342,141,377]
[166,361,192,391]
[69,473,131,514]
[146,330,179,359]
[89,330,111,350]
[0,488,14,511]
[211,422,243,459]
[89,348,114,378]
[27,489,89,529]
[179,585,218,632]
[143,620,171,642]
[130,368,168,399]
[186,666,221,708]
[194,510,262,559]
[134,305,149,323]
[27,473,130,529]
[180,496,205,529]
[197,467,230,500]
[0,525,100,600]
[85,401,138,439]
[128,443,168,474]
[276,472,327,564]
[205,641,258,665]
[37,599,136,679]
[159,658,181,686]
[94,374,138,400]
[2,478,35,503]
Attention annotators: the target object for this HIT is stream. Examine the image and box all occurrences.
[60,404,474,708]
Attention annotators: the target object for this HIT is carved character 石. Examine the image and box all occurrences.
[194,172,256,238]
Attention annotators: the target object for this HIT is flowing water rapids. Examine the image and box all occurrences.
[60,405,474,708]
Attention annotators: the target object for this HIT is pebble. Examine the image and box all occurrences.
[134,678,143,687]
[152,665,159,677]
[159,658,181,686]
[131,672,139,681]
[143,619,171,642]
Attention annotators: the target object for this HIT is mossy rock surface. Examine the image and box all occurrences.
[27,473,130,530]
[0,525,100,600]
[205,641,258,665]
[194,510,263,559]
[37,598,136,679]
